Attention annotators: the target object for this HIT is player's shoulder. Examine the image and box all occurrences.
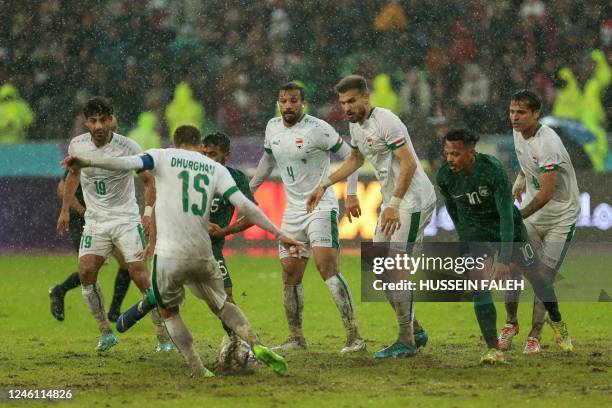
[266,116,283,130]
[225,166,247,182]
[477,153,503,169]
[69,132,91,147]
[111,133,140,149]
[436,162,452,185]
[371,107,399,122]
[535,124,563,145]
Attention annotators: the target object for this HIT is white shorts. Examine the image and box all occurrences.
[278,208,339,259]
[152,255,226,311]
[373,203,434,252]
[79,219,145,263]
[524,220,576,270]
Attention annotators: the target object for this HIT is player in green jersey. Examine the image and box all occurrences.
[436,129,571,364]
[202,132,256,305]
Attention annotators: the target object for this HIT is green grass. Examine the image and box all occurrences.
[0,254,611,407]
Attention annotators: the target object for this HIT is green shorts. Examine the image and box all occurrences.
[212,246,232,289]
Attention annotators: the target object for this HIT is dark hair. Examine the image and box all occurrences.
[443,128,480,147]
[279,82,304,101]
[173,125,201,146]
[83,96,113,118]
[335,75,368,94]
[203,132,230,153]
[511,89,542,112]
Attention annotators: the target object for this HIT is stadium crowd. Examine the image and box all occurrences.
[0,0,610,150]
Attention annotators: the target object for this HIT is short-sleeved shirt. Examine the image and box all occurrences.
[68,132,141,223]
[436,153,523,263]
[513,125,580,226]
[145,148,240,260]
[349,107,435,212]
[210,166,256,251]
[264,114,343,212]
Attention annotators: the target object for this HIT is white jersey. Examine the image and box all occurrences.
[145,148,239,260]
[264,114,342,211]
[349,107,436,211]
[513,124,580,226]
[69,132,141,222]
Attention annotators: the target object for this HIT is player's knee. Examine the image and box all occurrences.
[159,306,178,319]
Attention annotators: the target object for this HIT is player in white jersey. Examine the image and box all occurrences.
[63,125,304,378]
[499,90,577,354]
[250,82,365,353]
[308,75,436,359]
[56,97,168,352]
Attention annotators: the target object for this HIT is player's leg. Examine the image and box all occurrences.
[372,206,432,359]
[49,216,84,321]
[278,255,308,349]
[188,258,287,376]
[528,223,576,352]
[213,247,236,337]
[512,224,573,353]
[114,222,170,351]
[78,222,118,351]
[107,247,131,322]
[310,209,364,352]
[276,211,310,350]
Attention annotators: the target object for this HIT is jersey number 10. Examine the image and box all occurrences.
[178,170,209,216]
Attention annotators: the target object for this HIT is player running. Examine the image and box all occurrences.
[308,75,435,359]
[249,82,365,353]
[50,115,131,323]
[436,128,572,364]
[63,125,303,378]
[56,97,168,352]
[499,90,578,354]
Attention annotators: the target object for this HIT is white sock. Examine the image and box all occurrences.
[283,283,304,338]
[82,282,112,335]
[217,302,259,346]
[325,274,359,341]
[151,308,170,343]
[164,314,205,376]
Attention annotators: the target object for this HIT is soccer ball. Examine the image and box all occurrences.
[217,335,258,374]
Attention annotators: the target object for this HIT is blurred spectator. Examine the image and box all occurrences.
[457,64,490,132]
[398,68,432,121]
[128,111,161,150]
[165,82,205,136]
[370,73,400,114]
[0,83,34,144]
[0,0,608,142]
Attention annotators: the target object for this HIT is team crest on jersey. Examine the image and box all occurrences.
[366,136,373,147]
[478,185,490,197]
[295,138,303,148]
[531,155,538,164]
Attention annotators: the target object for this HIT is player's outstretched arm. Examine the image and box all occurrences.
[56,170,80,236]
[228,191,304,252]
[512,170,526,203]
[249,152,276,193]
[307,148,364,213]
[62,154,148,172]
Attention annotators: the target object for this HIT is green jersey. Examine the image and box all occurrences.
[210,166,256,250]
[436,153,523,264]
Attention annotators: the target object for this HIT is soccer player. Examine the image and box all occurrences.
[50,115,131,323]
[49,174,131,322]
[499,90,578,354]
[249,82,365,353]
[202,132,255,305]
[56,97,167,352]
[436,128,572,364]
[308,75,435,358]
[63,125,304,378]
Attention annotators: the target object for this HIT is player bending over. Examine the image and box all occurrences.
[64,125,303,378]
[436,128,572,364]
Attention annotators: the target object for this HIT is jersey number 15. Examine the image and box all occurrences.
[178,170,209,216]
